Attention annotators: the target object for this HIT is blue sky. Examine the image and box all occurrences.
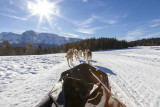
[0,0,160,41]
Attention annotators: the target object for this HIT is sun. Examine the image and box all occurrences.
[28,0,55,26]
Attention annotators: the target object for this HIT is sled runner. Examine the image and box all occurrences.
[36,63,126,107]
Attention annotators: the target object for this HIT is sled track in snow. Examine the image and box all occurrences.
[107,61,160,107]
[121,55,160,69]
[108,63,147,107]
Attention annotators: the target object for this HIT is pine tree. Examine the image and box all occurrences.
[25,43,34,55]
[1,40,16,55]
[35,45,43,54]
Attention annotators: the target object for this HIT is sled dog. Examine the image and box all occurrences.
[74,49,79,60]
[83,49,88,60]
[86,50,92,64]
[66,49,73,67]
[78,50,82,57]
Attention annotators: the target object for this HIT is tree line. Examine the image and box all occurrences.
[0,37,160,56]
[0,40,55,56]
[128,38,160,47]
[55,38,128,53]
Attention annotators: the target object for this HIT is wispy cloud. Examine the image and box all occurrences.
[0,13,27,21]
[72,14,118,35]
[62,32,85,38]
[8,0,26,11]
[2,7,18,14]
[57,26,62,31]
[150,19,160,27]
[141,32,160,38]
[72,15,102,34]
[64,33,80,38]
[82,0,88,2]
[91,15,119,24]
[9,0,14,4]
[91,12,129,25]
[150,23,160,27]
[121,18,160,41]
[122,25,160,41]
[73,14,119,29]
[73,15,95,28]
[75,27,102,34]
[152,19,160,22]
[68,33,80,38]
[121,36,137,41]
[39,27,49,30]
[122,29,146,41]
[102,19,118,24]
[127,29,146,36]
[122,13,129,18]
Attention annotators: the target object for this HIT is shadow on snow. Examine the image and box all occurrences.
[95,66,116,75]
[91,60,97,63]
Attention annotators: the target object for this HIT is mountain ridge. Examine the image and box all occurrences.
[0,30,81,47]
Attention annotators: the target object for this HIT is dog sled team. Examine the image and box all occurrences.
[65,48,92,67]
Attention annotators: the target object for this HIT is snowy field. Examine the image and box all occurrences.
[0,46,160,107]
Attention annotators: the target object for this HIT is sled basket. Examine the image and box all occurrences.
[36,63,126,107]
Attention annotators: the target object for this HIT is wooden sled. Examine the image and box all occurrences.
[36,63,126,107]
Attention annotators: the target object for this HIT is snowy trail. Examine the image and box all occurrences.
[92,46,160,107]
[0,46,160,107]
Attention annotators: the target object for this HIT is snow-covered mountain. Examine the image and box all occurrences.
[0,30,81,47]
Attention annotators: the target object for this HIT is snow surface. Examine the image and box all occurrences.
[0,46,160,107]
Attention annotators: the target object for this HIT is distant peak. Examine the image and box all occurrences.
[22,30,39,35]
[1,32,15,35]
[23,30,35,33]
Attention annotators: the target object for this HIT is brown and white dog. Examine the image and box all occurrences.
[65,49,74,67]
[78,50,82,57]
[83,49,87,60]
[84,49,92,64]
[86,50,92,64]
[74,49,79,60]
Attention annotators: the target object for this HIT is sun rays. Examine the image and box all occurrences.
[27,0,59,27]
